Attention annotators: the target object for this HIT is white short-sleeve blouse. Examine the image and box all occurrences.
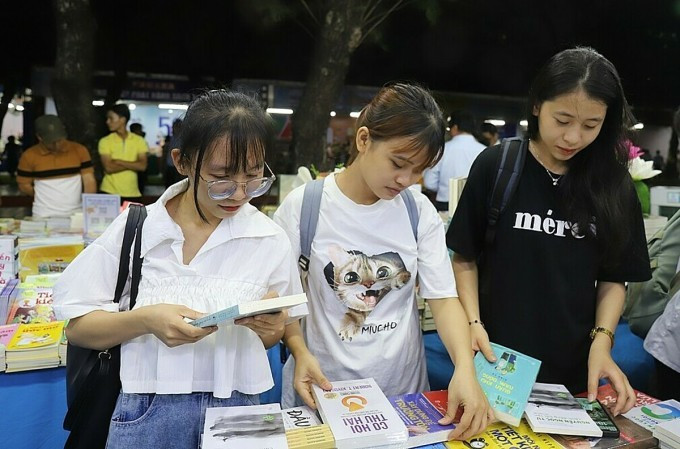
[53,180,305,398]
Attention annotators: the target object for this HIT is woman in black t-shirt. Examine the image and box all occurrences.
[447,47,651,416]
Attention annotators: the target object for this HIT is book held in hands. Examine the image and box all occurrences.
[389,390,455,448]
[312,377,409,449]
[189,293,307,328]
[474,342,541,427]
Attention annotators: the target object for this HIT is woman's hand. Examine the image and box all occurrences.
[235,292,288,346]
[587,337,636,415]
[441,366,494,440]
[292,351,333,409]
[470,323,497,363]
[140,304,217,347]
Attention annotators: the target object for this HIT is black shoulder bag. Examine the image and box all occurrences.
[63,204,147,449]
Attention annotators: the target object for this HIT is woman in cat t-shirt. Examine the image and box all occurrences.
[274,83,492,441]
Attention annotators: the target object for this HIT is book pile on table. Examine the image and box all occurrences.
[5,321,65,372]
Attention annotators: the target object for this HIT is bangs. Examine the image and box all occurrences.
[203,131,266,174]
[389,124,445,172]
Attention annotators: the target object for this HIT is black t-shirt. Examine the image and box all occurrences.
[446,142,651,393]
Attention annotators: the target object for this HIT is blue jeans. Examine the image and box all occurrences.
[106,391,259,449]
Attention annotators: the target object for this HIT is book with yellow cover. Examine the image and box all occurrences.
[445,420,562,449]
[7,321,65,350]
[17,237,83,281]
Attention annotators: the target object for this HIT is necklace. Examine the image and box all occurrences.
[529,141,563,186]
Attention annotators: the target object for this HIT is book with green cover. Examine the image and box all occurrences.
[474,342,541,427]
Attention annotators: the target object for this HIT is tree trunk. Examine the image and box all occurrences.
[291,0,368,171]
[51,0,99,172]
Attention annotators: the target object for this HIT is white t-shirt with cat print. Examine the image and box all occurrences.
[274,173,457,407]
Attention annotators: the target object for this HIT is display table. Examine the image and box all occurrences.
[0,321,655,449]
[0,367,69,449]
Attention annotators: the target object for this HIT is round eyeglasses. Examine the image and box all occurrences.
[199,162,276,200]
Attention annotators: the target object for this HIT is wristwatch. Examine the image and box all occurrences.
[590,326,615,348]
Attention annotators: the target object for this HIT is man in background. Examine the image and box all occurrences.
[423,111,485,211]
[17,115,96,218]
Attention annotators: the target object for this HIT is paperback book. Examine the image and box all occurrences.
[474,342,541,427]
[555,414,659,449]
[5,320,65,372]
[282,405,323,430]
[389,391,455,448]
[312,377,409,449]
[202,403,287,449]
[189,293,307,328]
[444,419,562,449]
[524,383,602,437]
[623,399,680,431]
[578,383,660,408]
[6,285,56,324]
[286,425,335,449]
[653,419,680,449]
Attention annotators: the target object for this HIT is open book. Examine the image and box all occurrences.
[188,293,307,328]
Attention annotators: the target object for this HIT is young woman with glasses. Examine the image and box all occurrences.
[54,89,306,448]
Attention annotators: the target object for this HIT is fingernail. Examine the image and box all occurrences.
[588,394,594,402]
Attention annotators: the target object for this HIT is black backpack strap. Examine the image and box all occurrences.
[485,138,527,246]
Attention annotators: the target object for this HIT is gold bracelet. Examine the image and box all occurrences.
[590,326,615,348]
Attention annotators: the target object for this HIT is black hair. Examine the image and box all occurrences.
[448,111,477,135]
[177,89,274,221]
[480,122,498,135]
[526,47,635,262]
[108,104,131,123]
[348,82,446,171]
[129,123,143,133]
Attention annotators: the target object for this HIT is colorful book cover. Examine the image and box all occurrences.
[82,193,121,239]
[623,399,680,431]
[474,342,541,427]
[524,383,602,437]
[312,378,409,449]
[6,285,55,324]
[0,323,19,346]
[18,237,83,281]
[282,405,323,430]
[202,403,287,449]
[6,321,65,350]
[389,392,455,448]
[445,419,562,449]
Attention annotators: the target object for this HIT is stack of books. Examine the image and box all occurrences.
[653,419,680,449]
[312,377,409,448]
[282,405,335,449]
[5,321,65,372]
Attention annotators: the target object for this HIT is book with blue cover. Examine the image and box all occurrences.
[474,342,541,427]
[389,391,455,448]
[188,293,307,328]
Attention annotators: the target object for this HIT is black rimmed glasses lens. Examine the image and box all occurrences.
[201,163,276,200]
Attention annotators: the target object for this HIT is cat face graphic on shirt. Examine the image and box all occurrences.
[324,244,411,340]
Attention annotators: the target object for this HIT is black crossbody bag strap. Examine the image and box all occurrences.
[63,205,146,431]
